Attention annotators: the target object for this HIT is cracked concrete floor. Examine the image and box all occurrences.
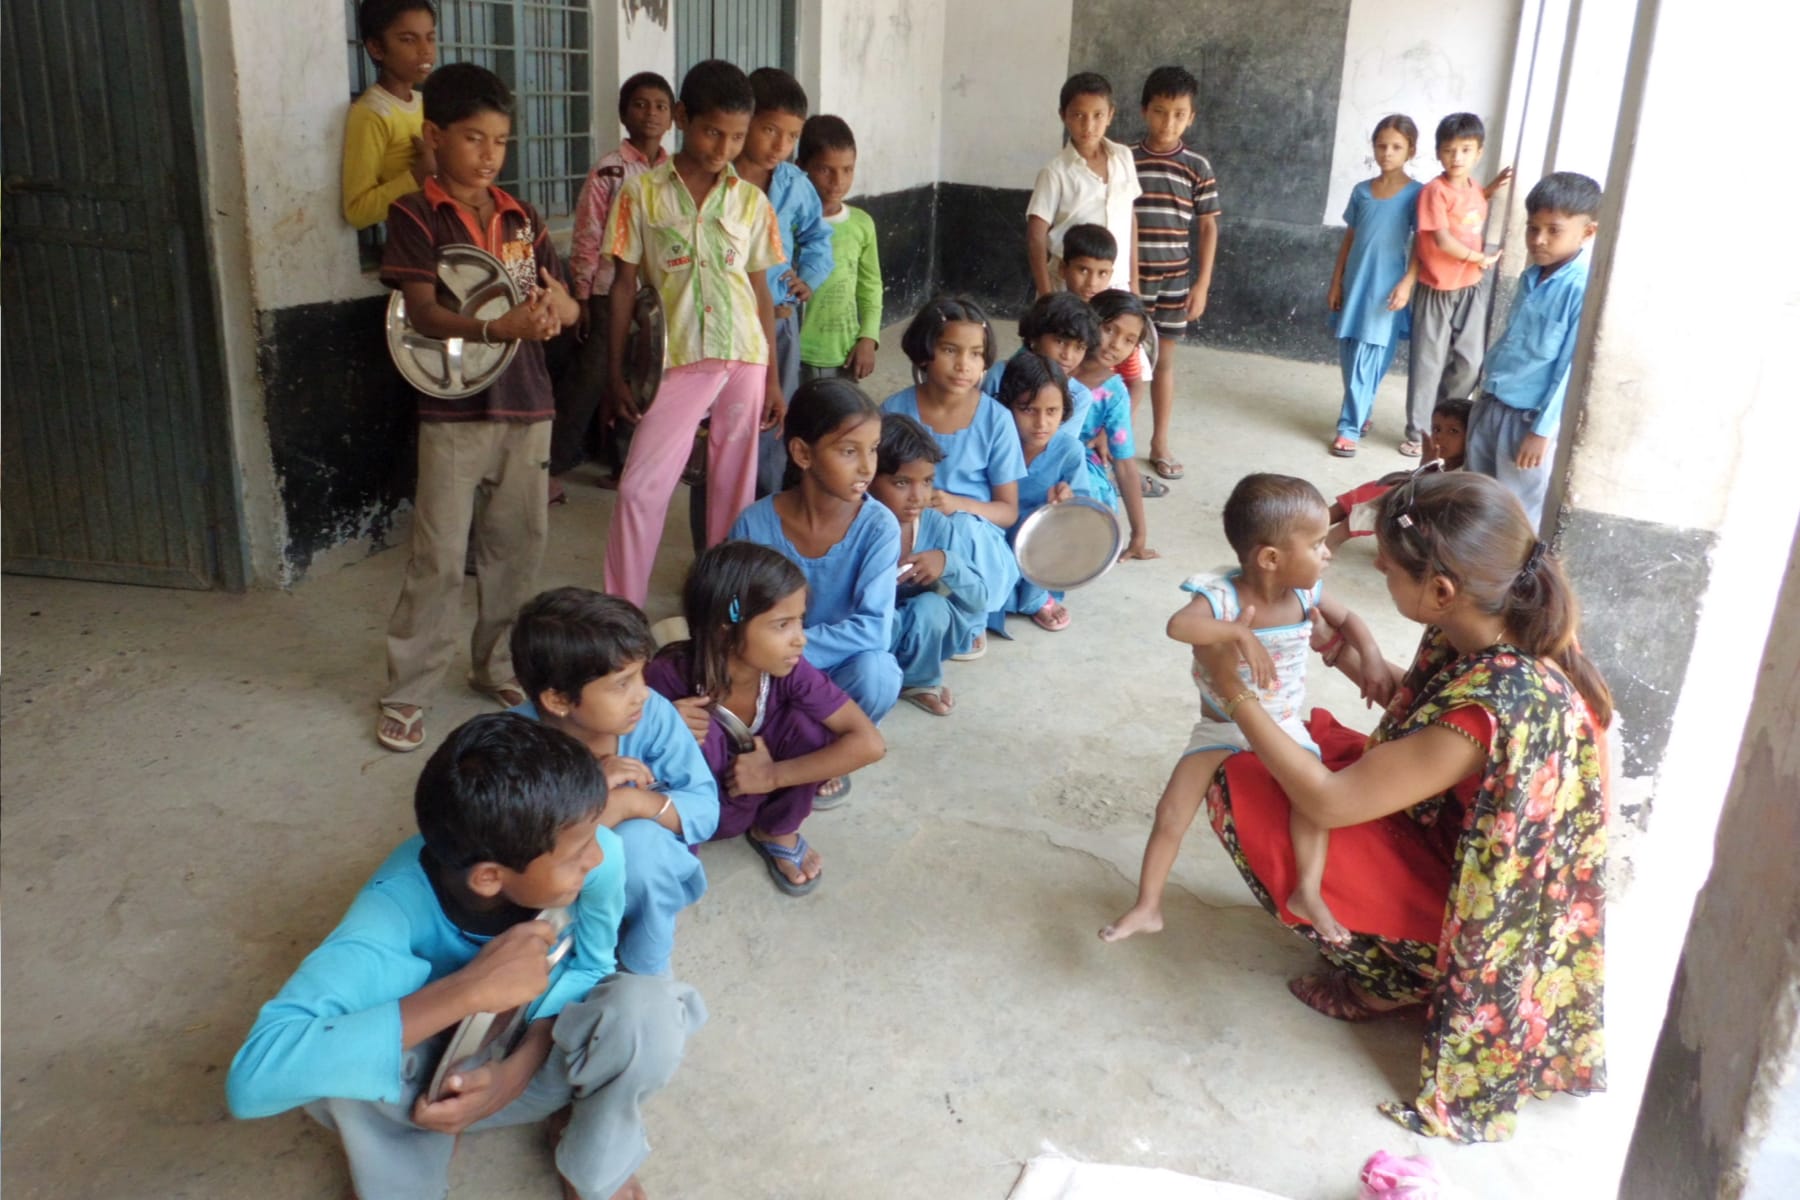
[2,334,1668,1198]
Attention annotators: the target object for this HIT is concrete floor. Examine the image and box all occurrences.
[2,334,1672,1198]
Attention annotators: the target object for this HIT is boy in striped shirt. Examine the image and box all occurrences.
[1131,66,1220,484]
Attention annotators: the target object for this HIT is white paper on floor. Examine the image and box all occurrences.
[1008,1156,1296,1200]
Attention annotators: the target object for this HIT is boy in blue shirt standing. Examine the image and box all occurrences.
[1466,172,1601,526]
[227,714,705,1200]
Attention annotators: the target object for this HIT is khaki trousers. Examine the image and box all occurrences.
[382,419,550,708]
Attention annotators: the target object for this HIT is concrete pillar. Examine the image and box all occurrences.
[1620,521,1800,1198]
[1538,0,1800,1183]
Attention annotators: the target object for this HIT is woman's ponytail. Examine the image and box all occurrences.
[1379,473,1614,727]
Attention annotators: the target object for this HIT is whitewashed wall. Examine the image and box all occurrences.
[599,2,679,147]
[807,0,947,196]
[938,0,1072,190]
[1323,0,1519,225]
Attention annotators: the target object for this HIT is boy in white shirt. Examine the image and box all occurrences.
[1026,72,1142,300]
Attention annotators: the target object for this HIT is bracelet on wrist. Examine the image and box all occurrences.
[480,318,493,344]
[655,795,673,819]
[1221,689,1258,721]
[1319,629,1347,665]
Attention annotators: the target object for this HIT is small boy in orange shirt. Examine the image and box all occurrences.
[1403,112,1512,458]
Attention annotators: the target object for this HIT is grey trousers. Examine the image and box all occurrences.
[1465,393,1554,528]
[1406,279,1490,443]
[383,420,551,707]
[687,308,796,551]
[306,973,706,1200]
[799,363,855,384]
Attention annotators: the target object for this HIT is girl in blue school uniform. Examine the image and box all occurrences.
[881,294,1026,658]
[1327,113,1423,457]
[998,352,1085,631]
[730,379,903,746]
[646,541,885,894]
[1072,289,1159,561]
[868,413,1020,716]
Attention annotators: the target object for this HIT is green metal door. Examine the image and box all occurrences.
[2,0,244,588]
[674,0,796,85]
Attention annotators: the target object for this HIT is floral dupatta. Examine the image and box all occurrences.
[1373,628,1609,1141]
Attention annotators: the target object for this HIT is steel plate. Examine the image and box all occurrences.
[425,905,574,1102]
[386,244,523,400]
[625,285,666,411]
[1012,496,1125,591]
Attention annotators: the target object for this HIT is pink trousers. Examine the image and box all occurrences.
[603,359,765,606]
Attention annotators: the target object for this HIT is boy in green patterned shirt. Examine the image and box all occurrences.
[797,116,882,382]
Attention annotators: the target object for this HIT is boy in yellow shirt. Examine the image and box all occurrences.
[342,0,438,229]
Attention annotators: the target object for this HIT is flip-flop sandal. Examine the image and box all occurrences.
[950,634,987,662]
[1397,440,1423,458]
[1149,455,1185,480]
[747,832,820,896]
[1286,971,1421,1023]
[900,685,954,716]
[1030,598,1071,632]
[377,703,425,753]
[812,774,853,810]
[1330,436,1358,458]
[471,678,527,708]
[1139,475,1171,499]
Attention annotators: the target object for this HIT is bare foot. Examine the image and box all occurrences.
[563,1174,647,1200]
[1286,885,1352,944]
[750,829,821,884]
[1099,903,1163,942]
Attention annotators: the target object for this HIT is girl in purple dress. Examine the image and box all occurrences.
[646,541,885,896]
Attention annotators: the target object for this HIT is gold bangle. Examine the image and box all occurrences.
[1221,689,1257,720]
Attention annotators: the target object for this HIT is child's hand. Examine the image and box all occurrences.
[846,338,878,379]
[724,736,778,796]
[491,293,558,343]
[537,268,578,329]
[453,919,555,1014]
[412,1052,536,1134]
[1233,608,1278,690]
[761,382,786,431]
[1087,431,1112,466]
[783,270,813,303]
[1484,165,1515,197]
[672,696,713,743]
[409,135,438,184]
[928,490,961,516]
[1118,539,1161,563]
[1480,250,1502,271]
[1386,278,1413,311]
[1327,279,1344,312]
[599,754,655,792]
[901,548,947,587]
[1186,285,1209,321]
[606,371,643,425]
[1048,482,1074,504]
[1359,656,1401,710]
[1515,433,1549,470]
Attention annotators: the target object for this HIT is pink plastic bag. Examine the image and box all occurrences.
[1358,1150,1452,1200]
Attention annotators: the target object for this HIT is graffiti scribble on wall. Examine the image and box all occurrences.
[623,0,670,30]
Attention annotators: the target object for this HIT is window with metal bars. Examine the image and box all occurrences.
[346,0,592,263]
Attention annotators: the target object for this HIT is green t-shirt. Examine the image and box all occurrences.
[799,206,883,367]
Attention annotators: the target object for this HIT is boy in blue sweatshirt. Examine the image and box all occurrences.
[1466,171,1602,526]
[227,714,705,1200]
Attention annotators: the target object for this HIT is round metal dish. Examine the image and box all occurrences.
[386,244,522,399]
[625,285,666,412]
[1012,496,1124,591]
[1140,320,1160,373]
[425,905,574,1102]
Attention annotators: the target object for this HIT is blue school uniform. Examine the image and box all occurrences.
[226,828,628,1118]
[892,508,1021,688]
[980,349,1095,441]
[881,386,1027,502]
[731,495,903,723]
[1077,374,1135,507]
[512,693,718,977]
[1333,178,1423,440]
[1006,435,1085,615]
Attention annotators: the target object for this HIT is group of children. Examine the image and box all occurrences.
[1327,110,1601,529]
[242,4,1608,1193]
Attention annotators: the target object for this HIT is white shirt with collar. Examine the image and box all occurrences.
[1026,137,1143,262]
